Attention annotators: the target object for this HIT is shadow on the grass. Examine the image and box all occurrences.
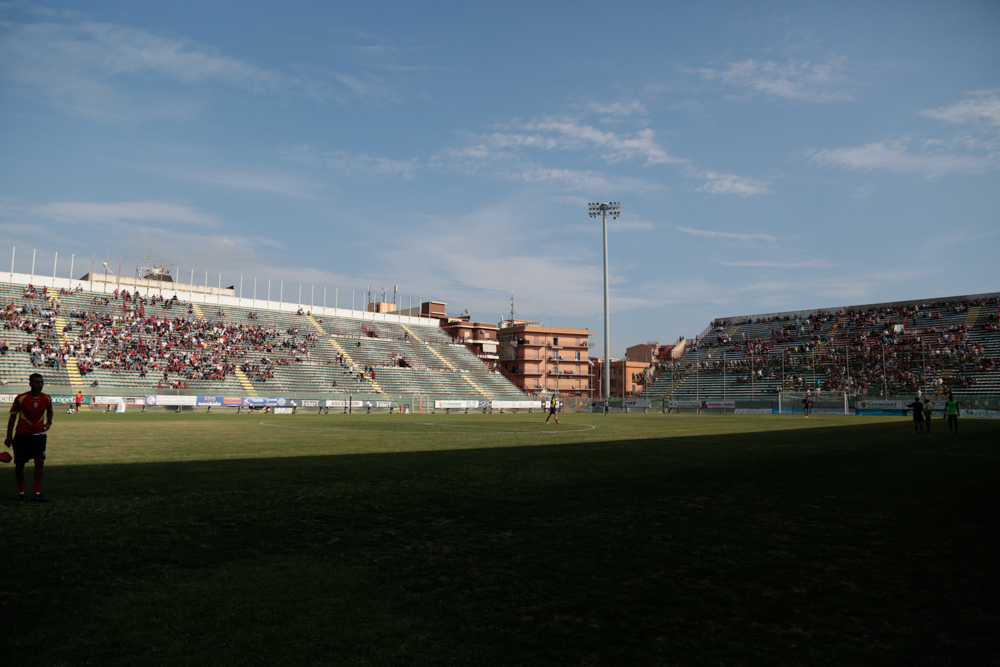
[2,418,998,667]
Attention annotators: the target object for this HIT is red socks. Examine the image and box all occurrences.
[33,480,41,494]
[18,482,25,493]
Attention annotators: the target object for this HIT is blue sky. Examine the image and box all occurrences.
[1,1,998,356]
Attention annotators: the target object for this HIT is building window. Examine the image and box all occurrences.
[552,337,559,345]
[575,352,581,360]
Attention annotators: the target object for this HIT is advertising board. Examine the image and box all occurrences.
[857,400,903,410]
[145,395,198,406]
[490,400,543,410]
[434,400,542,410]
[0,394,91,404]
[241,397,287,407]
[322,400,398,408]
[963,409,1000,419]
[668,400,736,409]
[52,395,91,405]
[196,396,226,406]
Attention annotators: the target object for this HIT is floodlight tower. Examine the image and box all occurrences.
[589,201,620,401]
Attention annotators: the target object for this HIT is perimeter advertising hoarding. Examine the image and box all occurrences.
[855,399,904,416]
[668,400,736,409]
[53,395,91,405]
[145,395,198,406]
[242,397,288,407]
[321,400,398,408]
[0,394,91,405]
[94,396,145,405]
[435,400,543,410]
[963,409,1000,419]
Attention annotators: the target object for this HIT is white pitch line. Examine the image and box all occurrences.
[258,421,598,435]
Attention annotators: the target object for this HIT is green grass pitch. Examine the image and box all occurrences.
[2,412,997,666]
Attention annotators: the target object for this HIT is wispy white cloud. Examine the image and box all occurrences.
[502,167,658,193]
[146,166,320,198]
[692,57,854,103]
[281,146,420,179]
[32,201,219,226]
[921,90,1000,127]
[716,259,835,269]
[582,100,648,118]
[0,18,421,118]
[672,226,777,243]
[379,203,651,319]
[438,112,773,196]
[520,118,682,165]
[807,140,992,176]
[0,21,282,118]
[694,171,772,196]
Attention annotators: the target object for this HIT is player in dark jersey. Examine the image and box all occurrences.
[5,373,53,501]
[545,396,559,424]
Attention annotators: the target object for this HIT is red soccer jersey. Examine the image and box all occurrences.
[10,391,52,435]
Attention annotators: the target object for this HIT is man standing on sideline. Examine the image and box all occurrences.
[945,392,961,432]
[906,396,925,433]
[545,396,559,424]
[74,391,84,414]
[5,373,53,501]
[603,399,610,417]
[923,397,934,433]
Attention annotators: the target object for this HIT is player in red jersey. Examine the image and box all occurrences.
[4,373,53,502]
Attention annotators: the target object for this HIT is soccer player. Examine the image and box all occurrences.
[4,373,53,501]
[945,393,961,432]
[923,398,933,433]
[545,396,559,424]
[603,399,609,417]
[906,396,924,433]
[74,391,84,414]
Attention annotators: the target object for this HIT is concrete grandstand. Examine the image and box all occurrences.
[642,293,1000,405]
[0,272,525,404]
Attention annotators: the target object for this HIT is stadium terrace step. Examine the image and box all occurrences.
[400,324,421,344]
[461,372,490,397]
[54,315,83,390]
[233,366,258,395]
[423,342,456,371]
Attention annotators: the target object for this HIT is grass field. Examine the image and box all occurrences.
[2,412,998,666]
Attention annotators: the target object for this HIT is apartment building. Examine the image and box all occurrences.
[497,321,592,397]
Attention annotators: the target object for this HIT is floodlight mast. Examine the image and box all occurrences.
[589,202,620,402]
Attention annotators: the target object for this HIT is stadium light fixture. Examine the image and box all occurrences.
[588,202,620,401]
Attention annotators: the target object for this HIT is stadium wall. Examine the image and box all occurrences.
[2,272,440,328]
[715,291,1000,324]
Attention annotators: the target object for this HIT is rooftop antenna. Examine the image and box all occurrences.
[508,285,517,326]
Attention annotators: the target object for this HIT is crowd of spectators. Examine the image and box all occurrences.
[686,296,1000,396]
